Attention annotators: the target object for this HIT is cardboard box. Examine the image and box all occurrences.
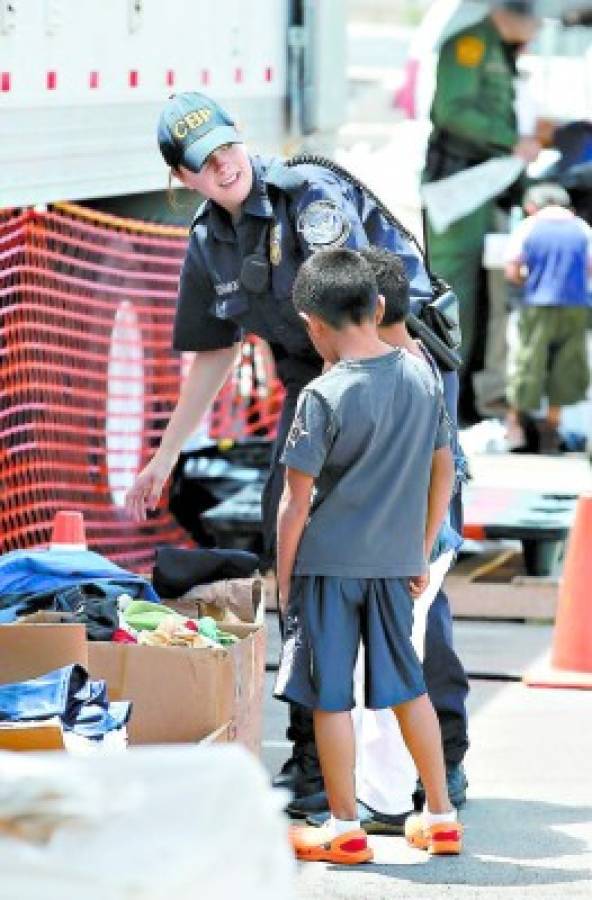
[168,574,274,624]
[87,622,266,753]
[0,718,65,751]
[0,620,266,754]
[0,624,88,685]
[199,721,233,745]
[224,623,266,755]
[88,640,234,746]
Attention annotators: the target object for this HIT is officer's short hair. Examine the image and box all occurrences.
[524,182,572,211]
[292,249,378,329]
[359,247,410,326]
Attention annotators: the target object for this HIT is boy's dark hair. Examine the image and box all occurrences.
[359,246,410,325]
[524,182,572,211]
[292,248,378,329]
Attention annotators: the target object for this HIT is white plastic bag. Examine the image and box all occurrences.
[0,745,294,900]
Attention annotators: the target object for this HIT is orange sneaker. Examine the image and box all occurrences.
[404,813,462,855]
[289,823,374,864]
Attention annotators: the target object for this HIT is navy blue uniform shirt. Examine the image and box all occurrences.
[173,155,433,388]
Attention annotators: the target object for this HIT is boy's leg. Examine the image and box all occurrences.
[313,710,357,821]
[291,709,373,863]
[282,577,373,864]
[394,694,450,814]
[352,552,453,825]
[361,577,462,854]
[394,694,463,855]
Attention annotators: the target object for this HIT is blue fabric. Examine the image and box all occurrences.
[0,664,87,723]
[522,217,590,308]
[276,575,426,712]
[423,589,470,762]
[0,549,159,603]
[72,700,132,740]
[0,664,131,739]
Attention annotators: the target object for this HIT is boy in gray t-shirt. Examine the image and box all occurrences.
[274,248,462,864]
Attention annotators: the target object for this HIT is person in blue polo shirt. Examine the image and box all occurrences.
[505,182,592,453]
[125,91,470,818]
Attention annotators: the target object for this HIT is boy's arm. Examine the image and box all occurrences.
[424,445,455,558]
[277,467,314,612]
[409,412,455,599]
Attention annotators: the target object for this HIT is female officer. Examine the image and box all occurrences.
[125,91,469,820]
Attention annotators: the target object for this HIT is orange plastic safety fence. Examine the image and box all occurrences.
[1,204,283,572]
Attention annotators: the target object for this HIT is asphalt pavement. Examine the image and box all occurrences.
[262,611,592,898]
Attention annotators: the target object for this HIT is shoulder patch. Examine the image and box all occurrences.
[286,413,310,449]
[297,200,351,250]
[454,35,485,68]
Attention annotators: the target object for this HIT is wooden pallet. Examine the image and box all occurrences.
[445,550,558,621]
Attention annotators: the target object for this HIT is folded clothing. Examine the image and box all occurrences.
[123,601,238,647]
[0,665,131,739]
[152,547,259,598]
[12,583,121,640]
[0,549,159,603]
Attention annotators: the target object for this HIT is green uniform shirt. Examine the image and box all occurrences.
[430,16,518,156]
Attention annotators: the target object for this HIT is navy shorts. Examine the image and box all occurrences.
[274,575,427,712]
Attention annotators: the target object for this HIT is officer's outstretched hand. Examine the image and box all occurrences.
[125,455,174,522]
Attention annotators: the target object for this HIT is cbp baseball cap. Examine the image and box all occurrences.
[157,92,241,172]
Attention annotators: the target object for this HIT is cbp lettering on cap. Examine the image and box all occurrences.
[158,92,242,173]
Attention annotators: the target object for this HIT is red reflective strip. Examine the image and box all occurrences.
[89,71,99,89]
[166,69,175,87]
[462,523,486,540]
[234,67,243,83]
[264,66,273,82]
[432,830,460,842]
[201,68,210,85]
[1,72,10,92]
[47,71,57,90]
[129,69,139,87]
[339,838,367,853]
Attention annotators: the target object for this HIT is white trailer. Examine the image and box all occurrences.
[0,0,346,208]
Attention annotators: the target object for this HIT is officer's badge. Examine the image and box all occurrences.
[297,200,351,251]
[455,35,485,68]
[270,222,282,266]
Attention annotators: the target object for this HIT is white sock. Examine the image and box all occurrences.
[423,806,457,826]
[328,815,361,837]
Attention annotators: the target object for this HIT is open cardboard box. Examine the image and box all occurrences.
[87,622,266,753]
[0,620,265,754]
[0,718,66,752]
[0,623,88,684]
[167,573,275,624]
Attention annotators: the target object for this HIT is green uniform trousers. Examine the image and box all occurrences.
[427,199,494,370]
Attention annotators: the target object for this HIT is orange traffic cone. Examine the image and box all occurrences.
[525,493,592,689]
[50,510,88,552]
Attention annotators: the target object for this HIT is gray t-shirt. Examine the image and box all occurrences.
[281,349,450,577]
